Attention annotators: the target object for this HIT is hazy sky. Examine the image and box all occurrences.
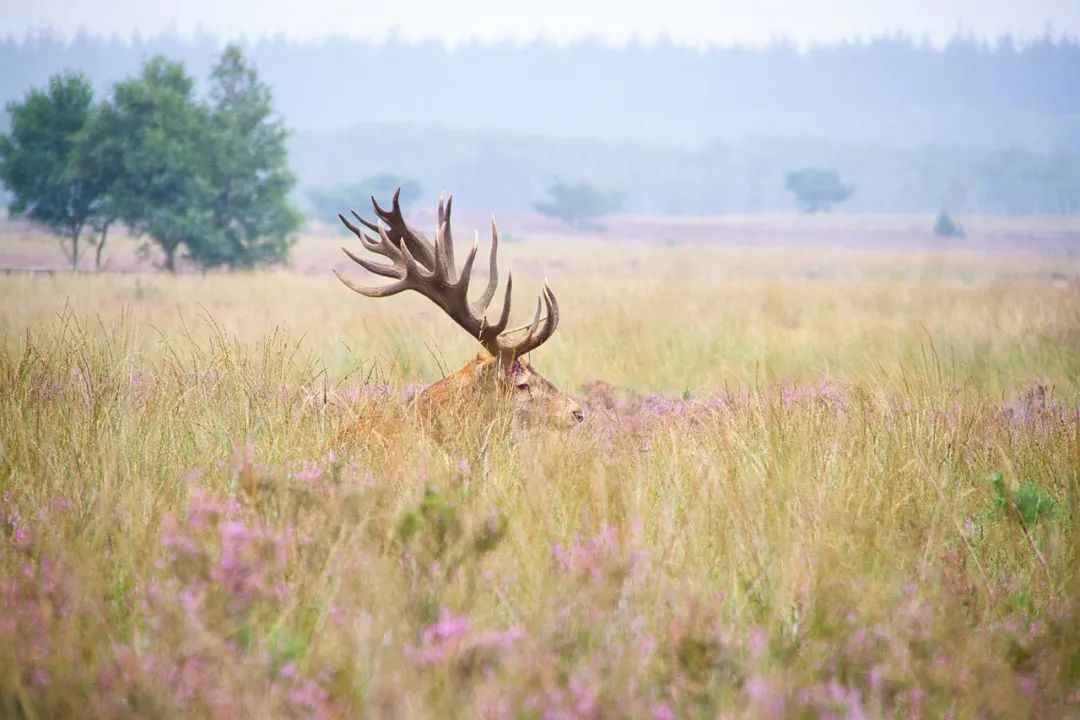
[3,0,1078,46]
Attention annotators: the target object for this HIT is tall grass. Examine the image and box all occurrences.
[1,242,1079,717]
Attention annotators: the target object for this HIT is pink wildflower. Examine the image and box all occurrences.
[651,703,676,720]
[746,675,786,720]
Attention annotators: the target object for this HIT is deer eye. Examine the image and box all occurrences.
[515,380,530,391]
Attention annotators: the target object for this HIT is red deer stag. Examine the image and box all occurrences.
[335,191,585,428]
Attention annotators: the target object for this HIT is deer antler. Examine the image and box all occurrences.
[335,190,560,363]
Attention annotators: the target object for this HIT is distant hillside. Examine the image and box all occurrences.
[291,123,1080,215]
[3,31,1079,151]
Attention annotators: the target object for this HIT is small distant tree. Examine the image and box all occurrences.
[307,174,422,228]
[784,167,853,213]
[200,46,301,269]
[933,210,964,238]
[0,72,113,269]
[533,178,623,230]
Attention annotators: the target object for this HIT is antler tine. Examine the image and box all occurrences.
[522,296,544,342]
[339,212,381,253]
[340,245,404,279]
[455,236,481,301]
[442,196,456,274]
[484,270,514,342]
[434,194,450,281]
[505,281,560,357]
[433,222,459,285]
[472,218,500,314]
[349,209,381,234]
[369,220,404,263]
[371,189,437,270]
[333,268,407,298]
[337,193,562,363]
[387,224,433,281]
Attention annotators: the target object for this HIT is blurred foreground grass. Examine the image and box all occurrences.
[1,237,1079,717]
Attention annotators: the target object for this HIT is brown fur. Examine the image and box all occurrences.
[331,354,583,448]
[417,353,584,428]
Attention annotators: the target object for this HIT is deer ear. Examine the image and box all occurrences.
[471,355,501,381]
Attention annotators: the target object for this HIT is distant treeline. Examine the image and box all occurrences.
[4,30,1080,217]
[293,124,1080,216]
[2,30,1079,152]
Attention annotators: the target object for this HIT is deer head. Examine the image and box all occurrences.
[335,190,585,428]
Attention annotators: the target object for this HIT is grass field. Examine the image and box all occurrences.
[2,216,1080,717]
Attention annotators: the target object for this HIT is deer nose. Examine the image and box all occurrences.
[572,409,585,423]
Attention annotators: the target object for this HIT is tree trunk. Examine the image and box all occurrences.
[60,226,82,269]
[70,228,81,270]
[94,221,112,272]
[163,242,178,273]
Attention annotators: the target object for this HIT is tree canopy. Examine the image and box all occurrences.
[93,57,215,271]
[784,168,854,213]
[533,178,623,229]
[202,46,300,269]
[933,211,964,238]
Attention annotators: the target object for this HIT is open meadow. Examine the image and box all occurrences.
[2,214,1080,717]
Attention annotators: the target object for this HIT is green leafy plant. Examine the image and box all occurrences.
[396,485,508,623]
[988,471,1061,527]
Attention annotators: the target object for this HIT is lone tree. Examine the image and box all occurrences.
[933,210,964,238]
[784,167,854,213]
[533,178,623,230]
[0,72,113,269]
